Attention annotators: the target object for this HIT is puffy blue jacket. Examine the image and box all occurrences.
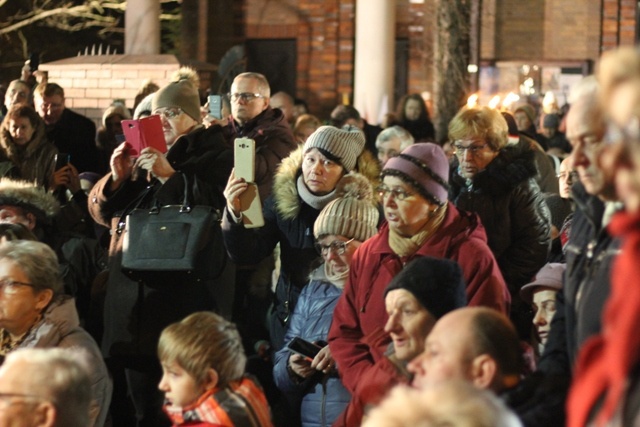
[273,266,351,427]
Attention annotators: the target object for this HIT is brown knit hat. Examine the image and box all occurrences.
[314,173,379,242]
[515,104,537,127]
[152,67,201,121]
[303,125,366,171]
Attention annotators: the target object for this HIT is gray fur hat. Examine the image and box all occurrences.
[303,125,366,171]
[0,178,59,222]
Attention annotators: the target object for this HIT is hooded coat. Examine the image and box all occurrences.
[449,143,551,294]
[10,295,111,427]
[0,114,57,189]
[222,147,379,350]
[328,203,510,396]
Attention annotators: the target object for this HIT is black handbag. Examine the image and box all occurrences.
[119,174,225,286]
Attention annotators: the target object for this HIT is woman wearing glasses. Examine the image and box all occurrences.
[0,240,110,427]
[272,173,378,427]
[89,67,233,426]
[448,106,551,339]
[223,125,378,351]
[328,143,509,425]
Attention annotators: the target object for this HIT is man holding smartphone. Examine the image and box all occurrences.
[224,72,297,201]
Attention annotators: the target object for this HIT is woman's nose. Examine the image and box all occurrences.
[532,309,546,326]
[384,312,399,333]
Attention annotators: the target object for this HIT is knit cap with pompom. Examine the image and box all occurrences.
[313,172,379,242]
[152,67,201,121]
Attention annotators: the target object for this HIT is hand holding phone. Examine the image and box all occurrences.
[286,337,323,361]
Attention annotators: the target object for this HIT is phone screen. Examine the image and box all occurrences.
[286,337,322,360]
[54,153,70,170]
[209,95,222,120]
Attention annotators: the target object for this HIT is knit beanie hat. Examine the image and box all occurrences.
[515,104,537,127]
[314,173,379,242]
[382,143,450,206]
[520,262,565,304]
[102,102,131,127]
[384,256,466,320]
[152,67,201,122]
[543,193,573,231]
[134,93,155,119]
[0,178,59,223]
[303,125,366,171]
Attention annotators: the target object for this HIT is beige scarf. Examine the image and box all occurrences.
[388,205,447,257]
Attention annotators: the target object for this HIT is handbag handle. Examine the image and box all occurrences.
[116,173,191,234]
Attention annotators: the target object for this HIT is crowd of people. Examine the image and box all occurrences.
[0,44,638,427]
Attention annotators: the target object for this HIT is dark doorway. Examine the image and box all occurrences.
[246,39,297,96]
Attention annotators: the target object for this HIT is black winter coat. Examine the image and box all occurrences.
[89,125,233,359]
[449,144,551,294]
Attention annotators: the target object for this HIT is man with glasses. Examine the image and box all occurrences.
[33,83,100,174]
[0,348,93,427]
[225,72,297,201]
[507,76,624,426]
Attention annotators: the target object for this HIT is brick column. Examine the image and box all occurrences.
[353,0,396,124]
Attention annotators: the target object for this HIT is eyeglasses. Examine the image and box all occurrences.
[0,278,35,295]
[315,238,355,256]
[377,184,415,201]
[453,142,489,157]
[557,171,579,184]
[0,392,45,407]
[155,108,183,119]
[227,92,265,103]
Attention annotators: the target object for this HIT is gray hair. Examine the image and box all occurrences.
[0,240,63,294]
[234,72,271,97]
[376,126,415,151]
[4,348,92,427]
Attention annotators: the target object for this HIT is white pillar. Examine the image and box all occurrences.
[125,0,161,55]
[353,0,396,124]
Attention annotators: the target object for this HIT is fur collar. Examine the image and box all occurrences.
[273,146,382,220]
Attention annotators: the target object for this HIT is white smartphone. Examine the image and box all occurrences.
[234,138,255,182]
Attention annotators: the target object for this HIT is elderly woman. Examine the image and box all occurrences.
[223,125,379,351]
[335,256,467,427]
[0,240,110,426]
[0,104,57,189]
[273,173,379,427]
[328,143,509,409]
[448,106,551,338]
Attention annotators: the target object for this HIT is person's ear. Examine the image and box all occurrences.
[33,401,57,427]
[202,368,219,391]
[469,354,498,390]
[24,212,37,231]
[34,289,54,313]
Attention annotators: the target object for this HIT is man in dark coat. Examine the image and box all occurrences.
[223,72,297,202]
[34,83,101,174]
[506,76,622,427]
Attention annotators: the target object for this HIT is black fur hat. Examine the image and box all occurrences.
[384,256,467,320]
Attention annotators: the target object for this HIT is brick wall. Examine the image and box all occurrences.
[602,0,638,51]
[41,55,184,126]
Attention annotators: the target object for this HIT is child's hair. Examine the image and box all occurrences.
[158,312,246,388]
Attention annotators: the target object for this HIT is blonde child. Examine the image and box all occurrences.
[158,312,272,427]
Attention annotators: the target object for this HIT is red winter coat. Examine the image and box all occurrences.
[328,202,509,397]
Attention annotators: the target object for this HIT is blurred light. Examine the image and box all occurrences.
[488,95,501,109]
[467,64,479,73]
[466,93,479,108]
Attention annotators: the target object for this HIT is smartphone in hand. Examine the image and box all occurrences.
[122,115,167,155]
[208,94,222,120]
[286,337,323,361]
[54,153,70,171]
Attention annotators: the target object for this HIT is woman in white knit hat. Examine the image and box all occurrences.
[272,173,378,427]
